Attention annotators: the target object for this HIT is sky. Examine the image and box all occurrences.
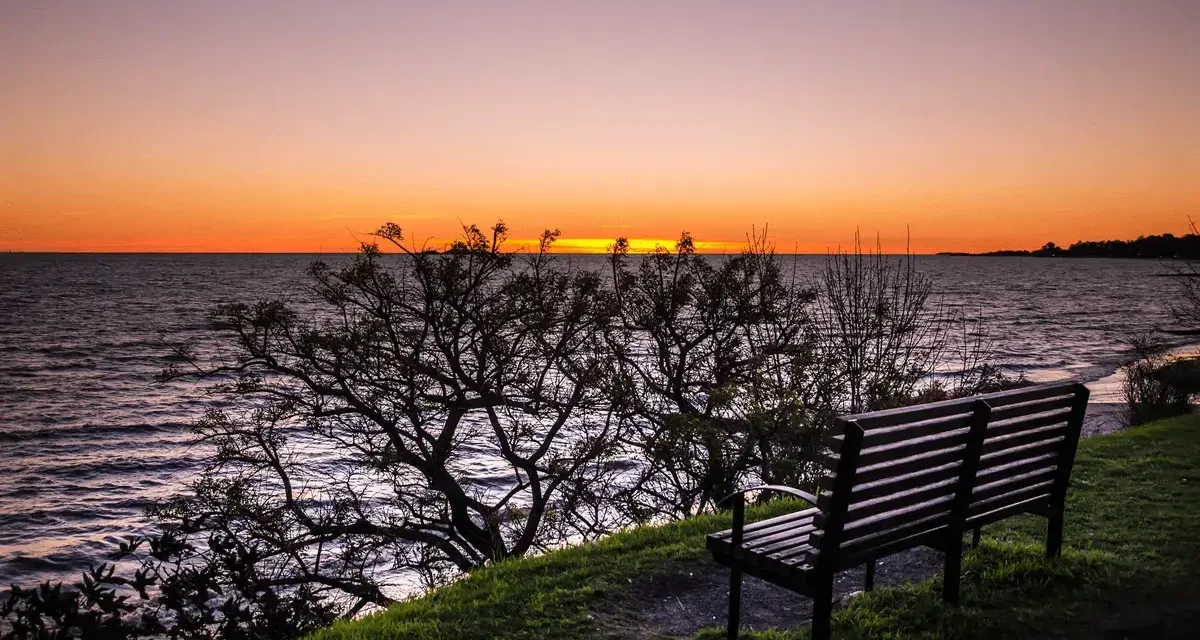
[1,0,1197,253]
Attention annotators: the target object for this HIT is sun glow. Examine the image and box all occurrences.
[1,2,1196,253]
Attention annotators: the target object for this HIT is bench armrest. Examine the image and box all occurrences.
[718,484,819,508]
[717,485,821,555]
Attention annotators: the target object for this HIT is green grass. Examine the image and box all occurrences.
[310,414,1200,640]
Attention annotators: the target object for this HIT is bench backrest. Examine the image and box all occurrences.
[970,382,1089,526]
[807,381,1089,570]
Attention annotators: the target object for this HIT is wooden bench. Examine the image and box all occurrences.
[707,381,1090,640]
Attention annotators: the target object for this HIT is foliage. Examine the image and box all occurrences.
[604,229,824,520]
[1120,333,1195,426]
[0,530,340,640]
[605,231,1004,523]
[970,229,1200,259]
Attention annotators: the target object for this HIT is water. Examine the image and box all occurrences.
[0,253,1192,587]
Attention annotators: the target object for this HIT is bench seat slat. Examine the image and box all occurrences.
[709,508,818,540]
[750,525,820,554]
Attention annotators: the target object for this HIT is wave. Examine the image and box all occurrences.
[0,422,180,443]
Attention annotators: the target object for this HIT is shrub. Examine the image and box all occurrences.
[1121,335,1195,426]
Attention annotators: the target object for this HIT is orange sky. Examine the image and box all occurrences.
[1,1,1197,253]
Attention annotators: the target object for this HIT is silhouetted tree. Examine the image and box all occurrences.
[158,222,623,602]
[603,230,825,520]
[1169,220,1200,330]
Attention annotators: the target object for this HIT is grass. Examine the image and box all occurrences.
[310,414,1200,640]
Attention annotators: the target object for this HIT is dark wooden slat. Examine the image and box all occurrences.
[749,526,820,554]
[974,453,1058,483]
[976,381,1081,407]
[845,399,976,430]
[965,493,1052,527]
[844,381,1078,430]
[971,469,1057,504]
[986,409,1072,439]
[739,517,815,544]
[765,539,818,562]
[854,445,964,484]
[819,494,955,539]
[847,462,962,503]
[845,477,958,520]
[834,512,952,559]
[714,520,812,551]
[706,549,813,592]
[837,414,973,450]
[855,427,971,467]
[837,528,944,570]
[736,518,818,550]
[981,424,1067,455]
[968,482,1053,517]
[987,394,1075,422]
[978,438,1063,470]
[709,508,818,540]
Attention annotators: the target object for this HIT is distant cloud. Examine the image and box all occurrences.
[59,211,91,217]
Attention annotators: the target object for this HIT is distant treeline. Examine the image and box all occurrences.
[940,233,1200,259]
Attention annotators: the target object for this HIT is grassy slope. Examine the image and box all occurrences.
[311,414,1200,640]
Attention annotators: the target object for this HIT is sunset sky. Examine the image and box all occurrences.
[1,1,1197,253]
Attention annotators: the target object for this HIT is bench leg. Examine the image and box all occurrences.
[864,557,876,592]
[811,574,834,640]
[1046,508,1064,559]
[971,525,981,549]
[944,532,963,606]
[726,564,741,640]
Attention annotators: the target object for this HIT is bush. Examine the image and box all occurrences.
[1121,335,1196,426]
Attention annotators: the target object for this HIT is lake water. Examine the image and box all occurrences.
[0,253,1193,587]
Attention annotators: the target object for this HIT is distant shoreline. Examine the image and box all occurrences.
[935,251,1190,259]
[937,232,1199,260]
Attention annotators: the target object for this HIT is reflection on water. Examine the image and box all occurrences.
[0,253,1192,586]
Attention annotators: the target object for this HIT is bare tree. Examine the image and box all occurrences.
[159,222,623,611]
[603,231,825,520]
[1169,218,1200,329]
[814,233,950,413]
